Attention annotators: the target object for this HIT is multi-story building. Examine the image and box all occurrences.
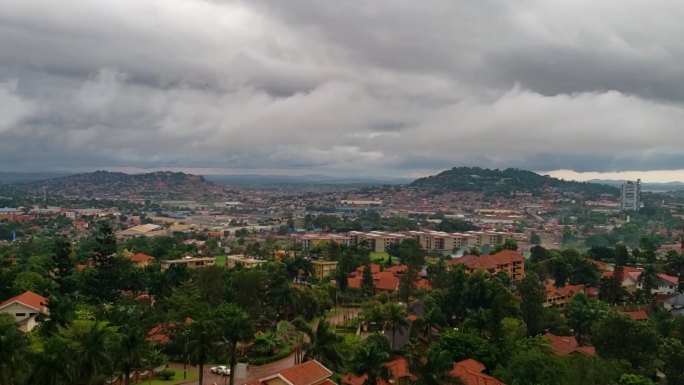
[348,231,408,253]
[291,233,351,250]
[0,291,48,332]
[161,256,215,271]
[449,250,525,280]
[226,254,266,269]
[466,231,514,247]
[407,231,474,252]
[311,259,338,280]
[621,179,641,211]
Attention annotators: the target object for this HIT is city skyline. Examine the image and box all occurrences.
[3,1,684,178]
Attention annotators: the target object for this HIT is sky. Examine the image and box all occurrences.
[2,1,684,182]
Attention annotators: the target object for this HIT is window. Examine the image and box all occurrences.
[15,313,25,317]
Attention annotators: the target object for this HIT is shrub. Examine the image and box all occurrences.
[159,368,175,380]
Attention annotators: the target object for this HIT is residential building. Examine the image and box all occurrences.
[128,253,155,268]
[542,333,596,356]
[544,283,585,308]
[635,273,678,295]
[620,179,641,211]
[311,259,338,280]
[226,254,266,269]
[160,256,215,271]
[246,360,335,385]
[292,233,351,250]
[407,231,474,251]
[449,359,506,385]
[116,224,168,240]
[449,250,525,280]
[347,264,431,294]
[466,231,514,247]
[349,231,408,253]
[0,291,49,332]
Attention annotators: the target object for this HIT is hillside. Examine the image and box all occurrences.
[18,170,230,200]
[410,167,619,197]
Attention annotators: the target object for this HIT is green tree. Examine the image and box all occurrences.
[57,320,121,385]
[361,265,374,297]
[564,293,609,344]
[433,329,498,370]
[296,318,343,368]
[0,313,30,385]
[27,336,78,385]
[530,233,541,246]
[117,324,150,385]
[187,317,215,385]
[352,333,392,385]
[215,304,254,385]
[660,337,684,385]
[519,272,545,336]
[384,302,409,349]
[592,313,660,371]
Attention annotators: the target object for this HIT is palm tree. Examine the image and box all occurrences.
[352,333,392,385]
[187,317,215,385]
[215,304,254,385]
[384,302,409,349]
[27,337,78,385]
[57,320,121,385]
[0,314,30,385]
[295,318,343,368]
[407,345,463,385]
[117,324,150,385]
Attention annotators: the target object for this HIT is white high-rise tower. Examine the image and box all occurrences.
[621,179,641,211]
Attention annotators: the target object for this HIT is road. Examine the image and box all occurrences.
[170,352,296,385]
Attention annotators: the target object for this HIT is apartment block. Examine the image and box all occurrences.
[311,259,338,280]
[449,250,525,280]
[291,233,351,250]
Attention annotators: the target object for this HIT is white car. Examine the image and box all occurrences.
[210,366,230,376]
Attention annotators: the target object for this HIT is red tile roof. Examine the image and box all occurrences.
[130,253,154,263]
[385,265,408,274]
[451,250,523,271]
[342,358,412,385]
[279,360,333,385]
[449,359,506,385]
[0,291,48,311]
[373,271,400,292]
[542,332,596,356]
[624,310,648,321]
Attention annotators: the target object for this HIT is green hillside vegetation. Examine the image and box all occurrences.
[411,167,619,197]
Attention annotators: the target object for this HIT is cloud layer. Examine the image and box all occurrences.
[2,0,684,177]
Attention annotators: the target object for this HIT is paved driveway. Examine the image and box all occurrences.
[171,352,296,385]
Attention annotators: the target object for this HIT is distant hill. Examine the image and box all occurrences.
[410,167,619,197]
[204,174,410,186]
[17,170,230,200]
[0,171,72,185]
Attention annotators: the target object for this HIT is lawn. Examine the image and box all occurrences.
[215,255,226,267]
[370,252,390,263]
[148,367,197,385]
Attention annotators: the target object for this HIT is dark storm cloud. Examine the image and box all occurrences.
[1,0,684,176]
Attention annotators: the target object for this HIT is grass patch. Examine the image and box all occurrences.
[370,252,390,264]
[148,367,197,385]
[215,255,226,267]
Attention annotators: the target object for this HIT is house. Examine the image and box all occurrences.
[0,291,49,332]
[116,224,168,240]
[635,273,678,295]
[342,358,413,385]
[449,250,525,280]
[449,359,506,385]
[160,256,215,271]
[246,360,335,385]
[542,332,596,355]
[544,283,585,308]
[347,264,427,294]
[311,259,338,280]
[129,253,155,268]
[623,310,648,321]
[665,292,684,314]
[226,254,266,269]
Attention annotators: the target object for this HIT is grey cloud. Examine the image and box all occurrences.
[2,0,684,176]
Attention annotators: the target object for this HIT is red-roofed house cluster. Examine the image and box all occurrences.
[347,264,431,294]
[448,250,525,280]
[542,332,596,356]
